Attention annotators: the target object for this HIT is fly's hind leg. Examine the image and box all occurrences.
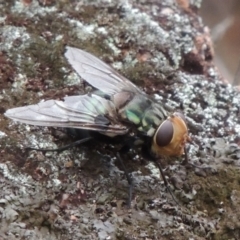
[116,152,134,208]
[25,137,93,153]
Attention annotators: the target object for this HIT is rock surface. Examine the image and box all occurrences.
[1,0,240,239]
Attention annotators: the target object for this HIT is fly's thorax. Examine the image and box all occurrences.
[151,112,189,157]
[112,91,135,110]
[113,92,167,136]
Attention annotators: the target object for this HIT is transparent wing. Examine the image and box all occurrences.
[4,94,128,135]
[64,46,144,96]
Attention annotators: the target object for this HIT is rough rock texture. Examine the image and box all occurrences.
[1,0,240,239]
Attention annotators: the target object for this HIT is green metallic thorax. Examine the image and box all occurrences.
[113,92,168,137]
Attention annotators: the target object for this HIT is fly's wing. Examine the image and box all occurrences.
[64,46,144,96]
[5,46,145,135]
[5,94,128,135]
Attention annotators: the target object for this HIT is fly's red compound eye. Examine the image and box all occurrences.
[155,119,174,147]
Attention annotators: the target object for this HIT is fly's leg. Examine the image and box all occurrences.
[140,144,179,204]
[116,137,144,208]
[25,137,93,153]
[182,146,211,170]
[116,152,133,208]
[182,146,188,165]
[155,159,179,205]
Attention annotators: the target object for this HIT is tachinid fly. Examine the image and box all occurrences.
[5,46,190,206]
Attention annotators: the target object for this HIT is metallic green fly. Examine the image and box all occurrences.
[5,46,190,206]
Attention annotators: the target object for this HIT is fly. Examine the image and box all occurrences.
[5,46,190,207]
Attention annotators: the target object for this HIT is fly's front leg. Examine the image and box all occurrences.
[181,146,189,165]
[116,137,141,208]
[141,143,179,204]
[155,159,179,205]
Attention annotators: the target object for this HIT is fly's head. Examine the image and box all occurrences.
[151,112,190,157]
